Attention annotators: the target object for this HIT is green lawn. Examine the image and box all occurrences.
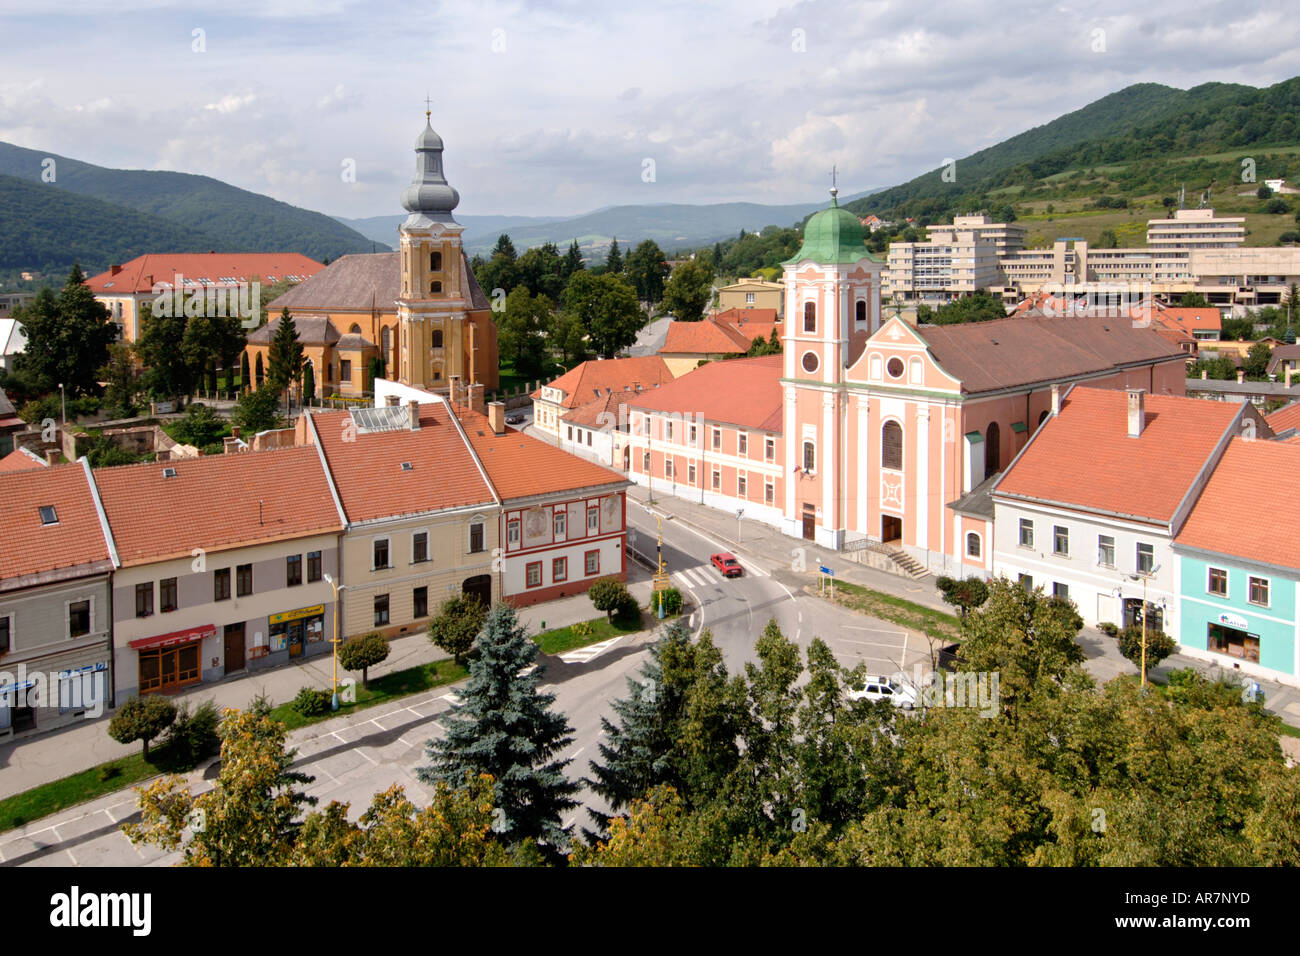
[0,750,165,834]
[270,658,468,730]
[534,613,645,656]
[815,579,961,641]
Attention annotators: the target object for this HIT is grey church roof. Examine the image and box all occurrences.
[266,251,491,313]
[401,118,460,225]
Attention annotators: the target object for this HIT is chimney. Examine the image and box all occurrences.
[44,448,60,466]
[110,264,122,276]
[1127,388,1146,439]
[1201,369,1208,380]
[1050,383,1062,416]
[231,426,240,440]
[1236,369,1245,384]
[468,383,485,415]
[488,401,506,435]
[407,399,420,431]
[386,394,400,407]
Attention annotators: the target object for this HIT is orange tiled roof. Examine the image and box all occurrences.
[92,446,342,566]
[454,408,627,501]
[1178,439,1300,568]
[309,405,496,522]
[0,463,112,586]
[0,447,48,473]
[660,319,750,355]
[562,390,640,429]
[532,356,674,407]
[627,354,784,432]
[994,387,1243,524]
[1267,400,1300,434]
[84,253,325,295]
[1156,307,1221,334]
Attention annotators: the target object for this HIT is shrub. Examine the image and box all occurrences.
[1047,595,1084,634]
[1098,621,1119,637]
[338,632,390,688]
[655,587,683,616]
[1118,625,1178,679]
[571,620,594,639]
[291,687,332,718]
[428,594,488,665]
[159,699,221,770]
[589,576,632,623]
[108,695,178,758]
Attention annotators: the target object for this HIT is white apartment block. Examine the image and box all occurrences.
[1146,208,1246,250]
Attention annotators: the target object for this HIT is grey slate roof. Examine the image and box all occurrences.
[247,315,341,345]
[266,251,491,313]
[947,471,1000,519]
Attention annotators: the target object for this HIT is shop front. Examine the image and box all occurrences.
[129,624,214,695]
[267,604,326,662]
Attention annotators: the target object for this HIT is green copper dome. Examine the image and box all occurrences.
[786,191,878,265]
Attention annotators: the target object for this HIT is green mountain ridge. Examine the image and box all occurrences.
[0,140,385,273]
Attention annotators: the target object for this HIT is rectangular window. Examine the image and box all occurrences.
[642,451,650,472]
[508,518,521,547]
[554,510,567,538]
[160,577,178,613]
[0,616,9,654]
[1018,573,1033,591]
[1098,535,1115,568]
[737,475,747,498]
[712,469,720,491]
[373,538,390,570]
[470,522,485,554]
[1053,526,1069,557]
[567,426,573,441]
[765,482,774,506]
[665,421,673,442]
[374,594,390,626]
[765,438,775,462]
[135,582,153,618]
[1249,576,1270,607]
[738,432,748,456]
[587,505,599,533]
[689,424,697,444]
[1018,519,1034,548]
[688,462,696,485]
[236,563,253,596]
[69,599,90,638]
[665,459,674,479]
[307,551,322,582]
[1208,567,1228,596]
[585,550,600,575]
[526,561,542,588]
[214,568,231,601]
[1136,543,1154,575]
[1053,582,1069,600]
[286,554,302,586]
[553,557,567,582]
[711,428,721,451]
[413,532,429,564]
[340,359,352,381]
[413,586,428,619]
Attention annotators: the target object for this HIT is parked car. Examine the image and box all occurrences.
[506,413,525,425]
[846,675,917,709]
[710,552,743,577]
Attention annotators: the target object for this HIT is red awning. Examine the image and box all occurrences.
[129,624,216,650]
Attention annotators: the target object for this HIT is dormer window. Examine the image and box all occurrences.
[39,505,57,525]
[401,462,413,472]
[162,467,178,479]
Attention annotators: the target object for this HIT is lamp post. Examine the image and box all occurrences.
[1128,563,1161,688]
[58,383,66,431]
[323,573,347,710]
[736,507,744,544]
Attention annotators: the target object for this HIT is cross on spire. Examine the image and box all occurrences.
[424,94,432,119]
[829,164,839,204]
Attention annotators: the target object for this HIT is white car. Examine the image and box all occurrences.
[847,675,917,710]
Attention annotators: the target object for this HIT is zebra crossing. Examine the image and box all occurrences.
[558,636,624,665]
[673,561,770,590]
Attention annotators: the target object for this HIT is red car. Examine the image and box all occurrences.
[710,553,743,577]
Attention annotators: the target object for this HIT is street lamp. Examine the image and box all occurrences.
[1127,564,1161,688]
[58,383,65,431]
[736,507,745,544]
[323,572,347,710]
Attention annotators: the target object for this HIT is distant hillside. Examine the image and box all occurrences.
[337,192,877,258]
[0,141,386,266]
[0,173,225,273]
[845,78,1300,222]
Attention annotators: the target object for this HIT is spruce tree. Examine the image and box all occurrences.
[605,237,623,274]
[417,603,578,855]
[562,240,585,280]
[266,308,303,393]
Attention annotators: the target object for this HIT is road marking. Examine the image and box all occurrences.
[66,848,77,866]
[570,746,585,760]
[356,748,378,766]
[743,562,770,578]
[559,636,623,664]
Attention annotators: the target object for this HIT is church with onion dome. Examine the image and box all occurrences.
[244,110,499,398]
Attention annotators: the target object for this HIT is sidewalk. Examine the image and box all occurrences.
[629,486,1300,730]
[0,575,652,798]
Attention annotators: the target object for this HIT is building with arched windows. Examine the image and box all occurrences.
[243,112,498,399]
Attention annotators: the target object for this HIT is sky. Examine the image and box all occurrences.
[2,0,1299,221]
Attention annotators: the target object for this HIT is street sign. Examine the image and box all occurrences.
[819,566,833,576]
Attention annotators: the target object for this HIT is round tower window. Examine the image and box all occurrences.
[887,357,905,378]
[802,351,820,373]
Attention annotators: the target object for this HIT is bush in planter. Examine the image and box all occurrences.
[1098,621,1119,637]
[655,587,683,616]
[1118,626,1178,681]
[292,687,332,718]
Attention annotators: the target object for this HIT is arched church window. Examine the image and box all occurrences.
[432,329,444,348]
[430,251,442,272]
[349,323,361,335]
[855,300,867,323]
[802,441,816,473]
[881,421,903,471]
[803,301,816,333]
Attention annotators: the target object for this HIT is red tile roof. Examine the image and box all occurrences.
[0,447,48,473]
[1178,439,1300,568]
[1156,307,1221,334]
[533,356,674,408]
[0,463,112,588]
[994,387,1243,524]
[454,408,628,501]
[1267,400,1300,434]
[660,310,779,356]
[308,405,496,522]
[84,253,325,295]
[562,391,631,429]
[92,446,342,566]
[627,354,784,432]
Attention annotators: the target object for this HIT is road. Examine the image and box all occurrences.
[3,499,921,866]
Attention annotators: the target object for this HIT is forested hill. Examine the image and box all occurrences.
[0,141,383,267]
[845,78,1300,222]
